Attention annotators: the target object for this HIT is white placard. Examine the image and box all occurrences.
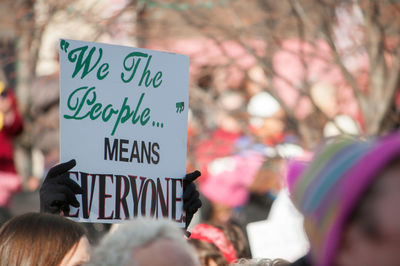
[59,39,189,226]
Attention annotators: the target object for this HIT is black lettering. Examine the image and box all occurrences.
[115,175,130,219]
[64,171,80,218]
[98,174,114,219]
[129,141,140,163]
[151,142,160,164]
[157,178,169,218]
[141,141,151,164]
[119,139,129,162]
[141,179,157,217]
[104,137,118,160]
[79,172,97,219]
[129,175,146,217]
[171,178,183,222]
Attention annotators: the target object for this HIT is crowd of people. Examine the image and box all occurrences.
[0,130,399,265]
[0,59,400,266]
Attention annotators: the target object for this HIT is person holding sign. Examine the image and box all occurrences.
[40,159,202,230]
[59,39,195,226]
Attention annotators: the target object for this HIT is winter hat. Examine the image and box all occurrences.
[288,132,400,266]
[190,223,237,263]
[200,150,265,207]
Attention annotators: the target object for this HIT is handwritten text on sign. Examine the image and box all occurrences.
[59,39,189,226]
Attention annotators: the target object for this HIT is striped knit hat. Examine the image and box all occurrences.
[289,132,400,266]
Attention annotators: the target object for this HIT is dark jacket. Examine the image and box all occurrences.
[290,255,311,266]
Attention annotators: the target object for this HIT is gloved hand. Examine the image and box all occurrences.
[183,170,202,231]
[40,159,83,214]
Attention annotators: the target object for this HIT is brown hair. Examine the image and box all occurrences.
[0,212,86,266]
[188,222,250,266]
[188,238,229,266]
[211,222,250,259]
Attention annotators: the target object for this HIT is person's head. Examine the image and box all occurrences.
[289,132,400,266]
[232,258,289,266]
[87,217,199,266]
[0,212,89,266]
[189,222,249,265]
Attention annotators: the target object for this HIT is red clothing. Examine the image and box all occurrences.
[0,90,23,173]
[195,128,241,184]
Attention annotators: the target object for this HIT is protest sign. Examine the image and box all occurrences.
[59,39,189,226]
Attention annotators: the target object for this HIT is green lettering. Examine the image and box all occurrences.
[68,46,103,79]
[121,52,148,83]
[97,63,109,80]
[64,86,96,120]
[139,55,153,87]
[132,93,145,124]
[111,98,133,136]
[89,103,102,120]
[102,104,119,122]
[140,108,150,125]
[153,72,162,88]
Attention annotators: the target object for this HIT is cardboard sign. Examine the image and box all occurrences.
[59,39,189,226]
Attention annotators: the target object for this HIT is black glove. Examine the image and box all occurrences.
[183,170,202,231]
[40,159,83,214]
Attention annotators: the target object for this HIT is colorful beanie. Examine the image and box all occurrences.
[288,132,400,266]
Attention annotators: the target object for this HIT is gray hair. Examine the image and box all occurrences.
[86,218,197,266]
[232,258,290,266]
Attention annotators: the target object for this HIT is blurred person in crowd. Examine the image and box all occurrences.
[241,157,285,226]
[87,217,200,266]
[199,146,266,225]
[287,132,400,266]
[39,159,202,231]
[189,222,250,265]
[233,258,289,266]
[309,82,362,139]
[247,91,288,146]
[0,212,90,266]
[194,91,247,188]
[0,68,23,209]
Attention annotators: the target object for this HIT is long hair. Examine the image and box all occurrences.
[0,212,86,266]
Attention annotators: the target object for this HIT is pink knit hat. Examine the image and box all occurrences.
[288,132,400,266]
[200,150,265,207]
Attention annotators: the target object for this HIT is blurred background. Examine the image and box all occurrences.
[0,0,399,258]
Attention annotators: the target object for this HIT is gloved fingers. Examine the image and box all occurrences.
[53,186,80,208]
[184,230,191,238]
[46,192,69,214]
[61,176,84,194]
[183,170,201,185]
[47,159,76,179]
[185,212,194,229]
[183,183,196,201]
[48,192,68,206]
[186,199,202,214]
[60,203,70,214]
[183,189,200,210]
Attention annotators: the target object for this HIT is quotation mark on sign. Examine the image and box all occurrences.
[176,102,184,113]
[60,40,70,53]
